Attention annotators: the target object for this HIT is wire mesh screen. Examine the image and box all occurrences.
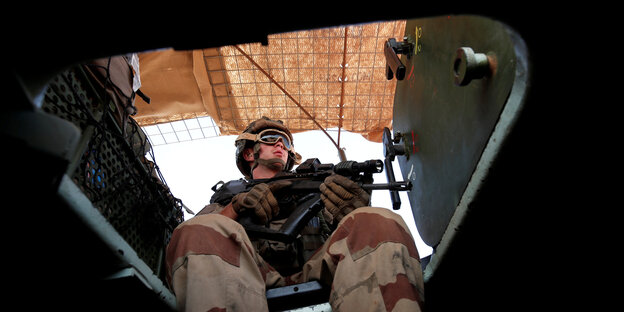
[208,21,405,141]
[134,20,406,142]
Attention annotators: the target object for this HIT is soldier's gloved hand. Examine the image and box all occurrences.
[320,174,371,224]
[231,180,291,224]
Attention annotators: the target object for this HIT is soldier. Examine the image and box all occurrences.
[166,117,424,311]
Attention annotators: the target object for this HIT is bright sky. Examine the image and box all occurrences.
[147,128,432,258]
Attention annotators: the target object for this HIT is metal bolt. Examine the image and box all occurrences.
[453,47,491,86]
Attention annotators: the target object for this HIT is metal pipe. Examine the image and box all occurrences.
[337,26,348,151]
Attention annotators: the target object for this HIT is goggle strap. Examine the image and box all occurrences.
[236,132,258,142]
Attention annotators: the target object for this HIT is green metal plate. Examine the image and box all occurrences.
[392,15,519,247]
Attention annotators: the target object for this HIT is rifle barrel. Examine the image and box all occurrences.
[361,181,412,191]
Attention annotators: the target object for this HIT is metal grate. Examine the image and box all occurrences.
[142,115,221,146]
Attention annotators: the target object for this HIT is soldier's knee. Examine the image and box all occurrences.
[166,214,251,277]
[182,213,244,232]
[332,207,419,258]
[348,206,398,217]
[341,207,408,230]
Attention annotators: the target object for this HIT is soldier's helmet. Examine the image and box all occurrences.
[234,116,302,178]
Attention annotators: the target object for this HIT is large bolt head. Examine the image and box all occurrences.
[453,47,491,86]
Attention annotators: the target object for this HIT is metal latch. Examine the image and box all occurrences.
[382,127,412,209]
[384,37,414,81]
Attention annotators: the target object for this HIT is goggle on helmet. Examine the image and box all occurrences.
[236,128,294,151]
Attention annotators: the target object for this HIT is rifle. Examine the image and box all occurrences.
[215,157,411,243]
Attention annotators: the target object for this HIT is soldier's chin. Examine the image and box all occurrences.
[257,158,286,171]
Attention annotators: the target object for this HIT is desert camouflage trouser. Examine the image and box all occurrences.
[166,207,424,311]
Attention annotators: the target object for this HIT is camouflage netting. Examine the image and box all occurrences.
[133,20,406,142]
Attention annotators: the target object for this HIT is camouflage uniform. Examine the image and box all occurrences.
[166,205,424,311]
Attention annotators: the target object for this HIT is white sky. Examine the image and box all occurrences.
[147,128,432,258]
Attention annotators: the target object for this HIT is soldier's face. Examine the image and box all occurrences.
[257,141,289,164]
